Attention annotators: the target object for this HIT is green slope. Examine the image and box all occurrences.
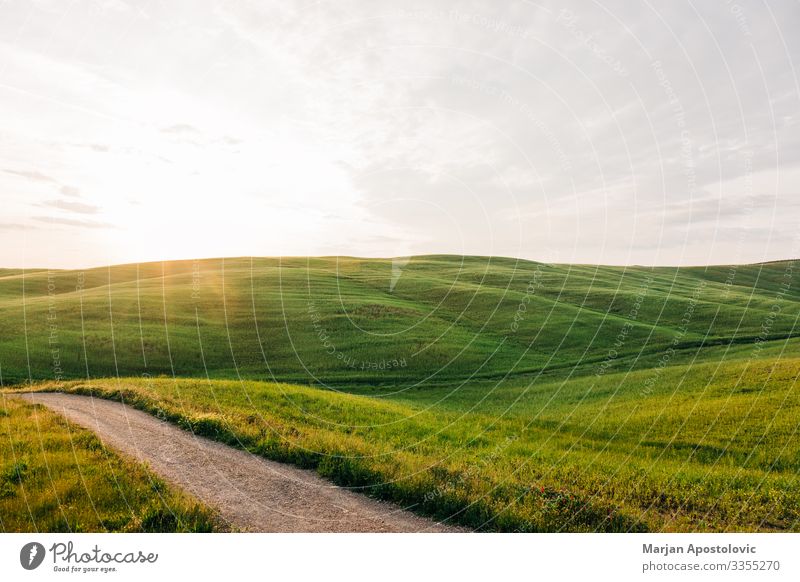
[0,256,797,386]
[2,255,798,531]
[19,359,799,531]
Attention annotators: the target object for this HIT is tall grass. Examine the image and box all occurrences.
[0,395,221,532]
[22,357,799,532]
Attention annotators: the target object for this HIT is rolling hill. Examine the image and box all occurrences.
[0,255,797,386]
[2,255,798,531]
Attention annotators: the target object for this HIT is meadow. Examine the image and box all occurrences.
[0,395,220,532]
[1,256,798,531]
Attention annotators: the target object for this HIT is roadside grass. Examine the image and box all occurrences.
[16,354,799,533]
[0,395,221,532]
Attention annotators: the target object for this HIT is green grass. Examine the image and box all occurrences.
[0,395,220,532]
[20,356,800,532]
[0,256,797,385]
[1,255,798,531]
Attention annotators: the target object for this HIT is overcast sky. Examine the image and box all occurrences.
[1,0,799,268]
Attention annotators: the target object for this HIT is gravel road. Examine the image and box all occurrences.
[20,392,460,533]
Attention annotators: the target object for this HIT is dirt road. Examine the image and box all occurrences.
[20,392,459,533]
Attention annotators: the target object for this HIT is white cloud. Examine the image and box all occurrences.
[0,0,798,267]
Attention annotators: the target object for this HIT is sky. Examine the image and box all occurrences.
[1,0,799,268]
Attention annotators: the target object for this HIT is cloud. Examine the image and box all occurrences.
[2,168,59,184]
[0,222,30,231]
[69,142,111,153]
[657,194,781,225]
[40,199,100,215]
[161,123,200,135]
[32,216,114,229]
[0,0,798,267]
[218,135,243,146]
[3,168,82,198]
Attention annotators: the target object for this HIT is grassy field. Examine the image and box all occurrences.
[0,256,797,385]
[1,255,798,531]
[0,395,219,532]
[18,349,798,532]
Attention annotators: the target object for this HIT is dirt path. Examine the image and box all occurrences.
[20,392,459,533]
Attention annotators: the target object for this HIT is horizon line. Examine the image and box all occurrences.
[2,254,797,273]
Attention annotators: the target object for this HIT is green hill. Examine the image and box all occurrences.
[0,256,797,385]
[2,255,798,531]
